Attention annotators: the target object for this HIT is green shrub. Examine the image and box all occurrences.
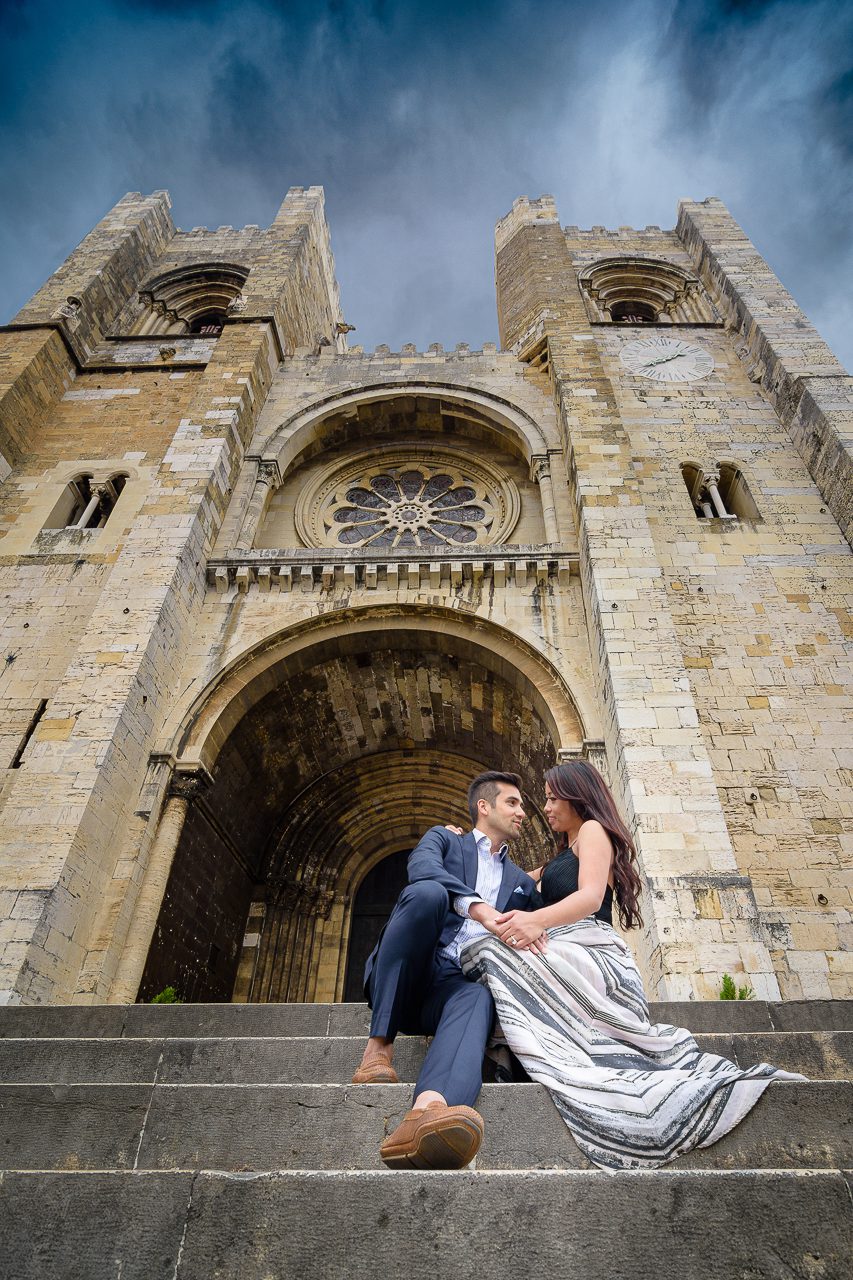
[151,986,182,1004]
[719,973,754,1000]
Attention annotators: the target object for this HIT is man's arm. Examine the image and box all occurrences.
[407,826,477,902]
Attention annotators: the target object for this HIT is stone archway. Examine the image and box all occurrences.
[137,615,584,1003]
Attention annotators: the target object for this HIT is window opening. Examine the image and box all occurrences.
[681,463,745,521]
[189,312,226,337]
[10,699,48,768]
[610,301,657,323]
[717,463,760,520]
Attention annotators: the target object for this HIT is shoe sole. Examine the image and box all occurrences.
[351,1067,400,1084]
[381,1117,483,1170]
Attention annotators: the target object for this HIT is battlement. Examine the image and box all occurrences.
[563,225,669,238]
[495,195,559,253]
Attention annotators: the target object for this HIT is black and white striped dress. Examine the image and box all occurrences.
[460,853,803,1171]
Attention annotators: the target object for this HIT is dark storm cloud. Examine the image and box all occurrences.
[0,0,850,367]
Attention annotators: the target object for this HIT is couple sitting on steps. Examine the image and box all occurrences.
[352,763,803,1172]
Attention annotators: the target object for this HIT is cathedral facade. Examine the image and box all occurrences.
[0,187,850,1009]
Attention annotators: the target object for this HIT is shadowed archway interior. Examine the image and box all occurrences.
[140,630,568,1003]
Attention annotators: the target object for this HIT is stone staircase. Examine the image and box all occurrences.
[0,1000,851,1278]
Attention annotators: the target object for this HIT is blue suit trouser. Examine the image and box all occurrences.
[365,880,495,1108]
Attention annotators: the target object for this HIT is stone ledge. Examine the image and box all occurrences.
[207,550,578,593]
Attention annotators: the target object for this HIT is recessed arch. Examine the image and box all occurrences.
[139,606,588,1004]
[578,256,718,324]
[256,381,555,482]
[167,604,589,770]
[132,262,248,336]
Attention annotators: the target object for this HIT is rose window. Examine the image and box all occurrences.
[328,469,493,548]
[295,448,520,550]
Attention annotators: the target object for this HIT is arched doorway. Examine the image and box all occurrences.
[342,849,409,1002]
[137,613,585,1003]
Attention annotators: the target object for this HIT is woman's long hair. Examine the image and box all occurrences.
[544,760,643,930]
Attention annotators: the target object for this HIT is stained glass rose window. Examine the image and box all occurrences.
[295,448,520,550]
[327,468,494,549]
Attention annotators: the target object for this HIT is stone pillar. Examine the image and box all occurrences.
[236,460,280,551]
[531,455,559,544]
[704,474,730,519]
[110,767,211,1003]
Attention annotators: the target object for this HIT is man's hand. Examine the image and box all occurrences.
[444,825,464,835]
[493,909,549,955]
[467,901,504,936]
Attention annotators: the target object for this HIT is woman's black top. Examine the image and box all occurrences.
[539,847,613,925]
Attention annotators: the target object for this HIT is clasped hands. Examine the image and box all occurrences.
[491,909,548,955]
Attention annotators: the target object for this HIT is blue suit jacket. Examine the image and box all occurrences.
[363,826,541,991]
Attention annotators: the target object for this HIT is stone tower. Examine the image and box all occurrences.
[0,188,850,1008]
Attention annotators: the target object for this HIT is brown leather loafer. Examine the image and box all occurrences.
[351,1057,399,1085]
[380,1101,484,1169]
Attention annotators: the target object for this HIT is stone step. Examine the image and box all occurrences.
[1,1169,850,1280]
[0,1080,849,1173]
[1,998,851,1040]
[1,1029,850,1085]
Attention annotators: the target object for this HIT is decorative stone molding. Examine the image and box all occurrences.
[557,739,609,782]
[294,446,520,550]
[577,257,719,325]
[208,550,576,593]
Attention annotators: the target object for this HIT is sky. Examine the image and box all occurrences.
[1,0,851,369]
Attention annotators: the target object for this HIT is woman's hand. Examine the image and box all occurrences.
[444,825,464,835]
[493,909,548,954]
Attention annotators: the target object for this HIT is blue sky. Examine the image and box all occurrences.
[1,0,851,368]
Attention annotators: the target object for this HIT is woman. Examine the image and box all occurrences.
[459,759,803,1172]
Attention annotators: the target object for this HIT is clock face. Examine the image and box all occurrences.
[619,337,714,383]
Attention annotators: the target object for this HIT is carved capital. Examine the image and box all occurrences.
[169,766,213,804]
[530,455,551,483]
[227,293,248,314]
[256,460,280,488]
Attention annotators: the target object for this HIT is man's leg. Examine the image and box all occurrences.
[379,959,493,1170]
[415,958,495,1107]
[352,880,448,1084]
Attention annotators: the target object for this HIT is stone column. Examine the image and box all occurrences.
[110,767,210,1003]
[704,473,731,519]
[531,455,560,544]
[236,460,280,551]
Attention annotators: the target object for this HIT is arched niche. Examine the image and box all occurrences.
[130,262,248,336]
[578,256,719,325]
[238,384,563,551]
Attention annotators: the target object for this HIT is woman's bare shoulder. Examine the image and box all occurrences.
[576,819,612,849]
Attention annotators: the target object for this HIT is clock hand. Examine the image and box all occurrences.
[644,352,687,367]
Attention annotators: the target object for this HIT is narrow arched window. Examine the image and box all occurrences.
[717,462,760,520]
[43,472,127,532]
[578,257,719,324]
[131,263,247,337]
[681,463,714,518]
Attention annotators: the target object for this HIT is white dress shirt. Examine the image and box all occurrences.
[437,827,507,966]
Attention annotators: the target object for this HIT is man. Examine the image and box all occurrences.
[351,770,544,1169]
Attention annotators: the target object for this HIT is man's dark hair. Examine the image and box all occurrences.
[467,770,523,825]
